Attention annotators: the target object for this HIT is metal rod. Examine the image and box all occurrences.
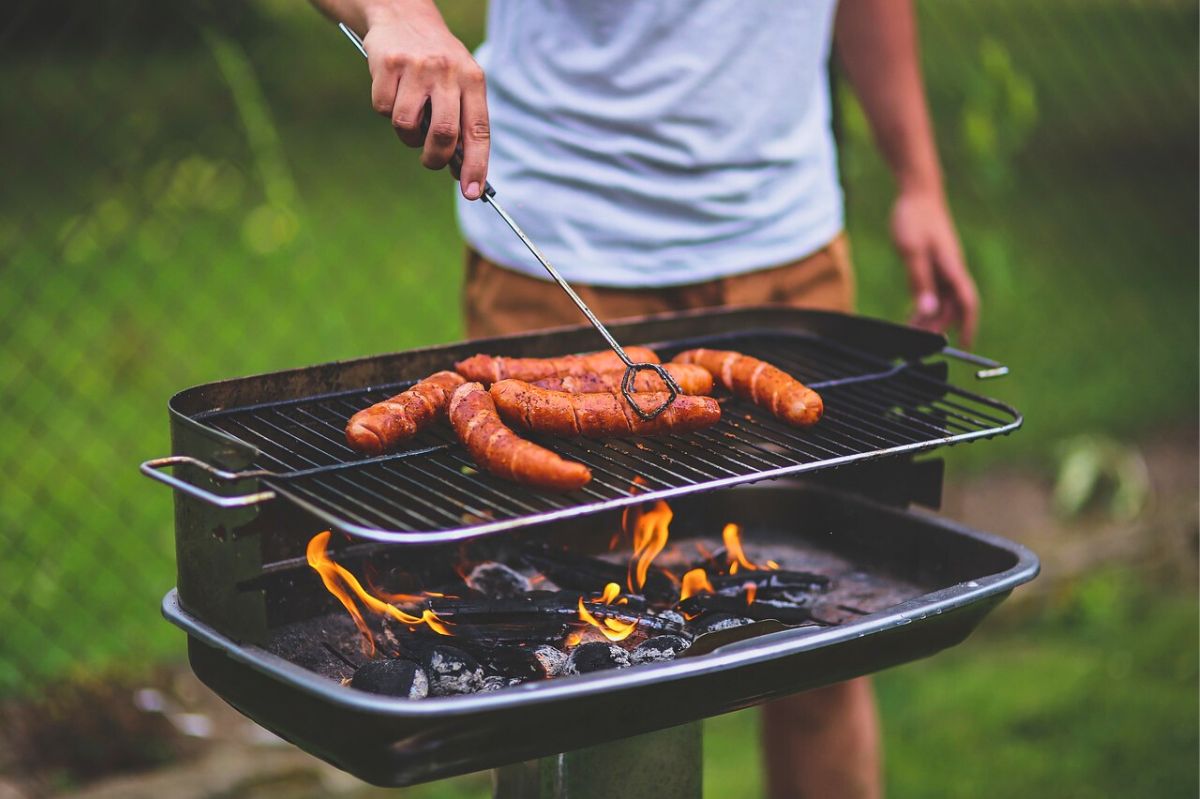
[335,22,682,420]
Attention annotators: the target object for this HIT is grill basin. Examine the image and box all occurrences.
[163,483,1038,787]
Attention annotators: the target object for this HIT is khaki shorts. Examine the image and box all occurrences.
[463,234,856,338]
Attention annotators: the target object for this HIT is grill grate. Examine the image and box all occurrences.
[194,331,1019,542]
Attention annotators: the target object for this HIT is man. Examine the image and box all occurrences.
[313,1,978,796]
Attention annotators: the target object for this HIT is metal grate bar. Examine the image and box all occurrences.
[188,331,1020,541]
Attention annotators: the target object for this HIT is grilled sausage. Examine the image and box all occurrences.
[449,382,592,491]
[531,363,713,396]
[672,348,823,427]
[489,380,721,437]
[455,347,661,384]
[346,370,466,454]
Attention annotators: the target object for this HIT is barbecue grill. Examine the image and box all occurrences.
[145,307,1038,795]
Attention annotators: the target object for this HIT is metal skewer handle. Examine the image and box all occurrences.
[337,23,681,420]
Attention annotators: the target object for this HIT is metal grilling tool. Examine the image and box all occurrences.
[337,23,682,420]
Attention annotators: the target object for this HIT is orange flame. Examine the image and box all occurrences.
[744,582,758,606]
[306,531,452,656]
[576,581,637,643]
[615,476,649,550]
[627,500,672,593]
[723,523,775,573]
[679,568,715,602]
[565,631,583,648]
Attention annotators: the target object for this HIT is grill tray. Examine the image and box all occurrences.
[150,308,1020,544]
[162,483,1039,786]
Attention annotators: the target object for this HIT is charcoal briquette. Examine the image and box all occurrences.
[631,635,690,665]
[564,642,632,675]
[533,644,569,677]
[652,609,687,629]
[349,658,428,699]
[691,613,754,636]
[421,645,485,696]
[465,562,533,599]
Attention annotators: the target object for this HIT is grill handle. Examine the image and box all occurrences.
[941,347,1009,379]
[140,456,277,508]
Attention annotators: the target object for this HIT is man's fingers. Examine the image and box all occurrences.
[368,52,401,119]
[902,247,940,323]
[391,77,427,149]
[421,87,460,170]
[934,239,979,347]
[457,69,490,199]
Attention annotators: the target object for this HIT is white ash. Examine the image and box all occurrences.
[466,562,532,598]
[652,609,687,629]
[564,642,632,675]
[631,635,690,665]
[533,645,569,677]
[349,659,428,699]
[479,675,529,692]
[422,645,485,696]
[692,613,754,636]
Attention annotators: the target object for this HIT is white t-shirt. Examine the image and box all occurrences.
[455,0,844,288]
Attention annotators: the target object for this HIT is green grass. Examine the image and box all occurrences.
[0,2,1195,787]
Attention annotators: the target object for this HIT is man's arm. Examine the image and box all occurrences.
[310,0,489,200]
[835,0,979,344]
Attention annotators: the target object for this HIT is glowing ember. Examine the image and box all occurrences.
[627,500,672,593]
[306,531,451,657]
[679,567,715,602]
[576,581,637,643]
[565,631,583,648]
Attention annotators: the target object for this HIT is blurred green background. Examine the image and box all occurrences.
[1,1,1196,797]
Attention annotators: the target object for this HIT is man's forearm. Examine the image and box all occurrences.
[308,0,435,36]
[834,0,943,196]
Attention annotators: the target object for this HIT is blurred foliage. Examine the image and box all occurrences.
[0,2,1195,794]
[1052,434,1150,521]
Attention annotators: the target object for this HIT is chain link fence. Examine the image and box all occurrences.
[1,0,1194,722]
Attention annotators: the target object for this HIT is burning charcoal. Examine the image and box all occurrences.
[522,545,676,603]
[679,594,818,625]
[709,570,830,600]
[427,592,684,636]
[690,613,754,636]
[420,645,485,696]
[349,658,428,699]
[533,645,569,678]
[479,675,509,692]
[477,645,545,681]
[564,642,632,675]
[631,635,690,665]
[652,609,687,629]
[466,562,533,598]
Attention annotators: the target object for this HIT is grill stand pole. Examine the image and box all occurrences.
[491,722,702,799]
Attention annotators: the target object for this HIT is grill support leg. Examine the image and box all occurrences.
[492,721,702,799]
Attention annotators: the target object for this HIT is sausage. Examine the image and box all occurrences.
[489,380,721,437]
[671,348,823,427]
[346,371,466,454]
[531,363,713,396]
[455,346,661,384]
[448,382,592,491]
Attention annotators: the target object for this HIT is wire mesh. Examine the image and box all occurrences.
[189,331,1018,540]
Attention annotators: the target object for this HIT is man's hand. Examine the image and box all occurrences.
[360,2,489,199]
[836,0,980,346]
[891,189,978,346]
